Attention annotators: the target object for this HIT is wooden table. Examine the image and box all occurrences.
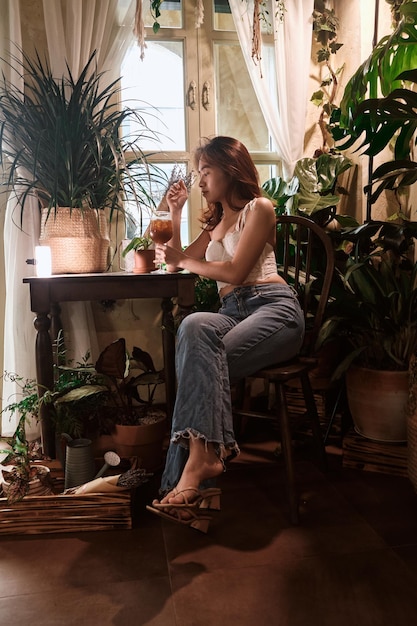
[23,271,196,456]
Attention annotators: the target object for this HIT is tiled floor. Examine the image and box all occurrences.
[1,426,417,626]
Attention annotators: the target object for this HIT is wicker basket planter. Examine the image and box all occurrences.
[39,207,110,274]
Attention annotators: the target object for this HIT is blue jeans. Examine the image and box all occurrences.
[160,283,305,494]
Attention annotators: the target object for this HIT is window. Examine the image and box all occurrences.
[121,0,279,243]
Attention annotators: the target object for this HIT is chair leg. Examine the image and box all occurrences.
[323,381,344,446]
[233,378,252,437]
[300,373,327,472]
[275,381,299,525]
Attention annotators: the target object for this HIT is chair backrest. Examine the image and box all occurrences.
[276,215,335,357]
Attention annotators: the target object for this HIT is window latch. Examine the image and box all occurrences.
[202,81,211,110]
[187,80,196,110]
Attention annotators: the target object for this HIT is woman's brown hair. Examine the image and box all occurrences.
[194,136,261,230]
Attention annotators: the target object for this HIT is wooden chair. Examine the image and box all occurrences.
[233,214,335,524]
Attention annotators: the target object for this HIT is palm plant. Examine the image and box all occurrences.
[0,48,164,226]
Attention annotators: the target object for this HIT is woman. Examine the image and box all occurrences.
[146,136,305,532]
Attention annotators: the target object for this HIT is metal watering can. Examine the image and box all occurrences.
[61,434,96,490]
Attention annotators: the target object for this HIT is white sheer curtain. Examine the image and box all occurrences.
[229,0,314,180]
[1,0,41,438]
[1,0,137,436]
[41,0,137,371]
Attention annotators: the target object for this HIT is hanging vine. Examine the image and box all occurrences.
[310,0,344,155]
[135,0,285,56]
[385,0,407,26]
[150,0,164,33]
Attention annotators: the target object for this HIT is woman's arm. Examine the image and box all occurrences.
[164,180,211,270]
[165,181,187,253]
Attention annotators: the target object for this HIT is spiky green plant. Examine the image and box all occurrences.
[0,48,164,227]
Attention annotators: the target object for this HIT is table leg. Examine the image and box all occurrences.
[33,312,55,458]
[161,297,176,418]
[50,302,64,370]
[160,293,195,420]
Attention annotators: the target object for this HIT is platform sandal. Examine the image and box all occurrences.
[146,504,212,533]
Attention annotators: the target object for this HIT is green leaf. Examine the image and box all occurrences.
[95,338,128,379]
[54,385,108,403]
[333,4,417,150]
[311,90,324,107]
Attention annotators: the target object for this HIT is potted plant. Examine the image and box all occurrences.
[0,48,164,274]
[2,338,168,471]
[315,1,417,445]
[317,223,417,442]
[92,338,167,470]
[121,165,195,274]
[0,379,52,503]
[49,339,167,468]
[121,235,155,274]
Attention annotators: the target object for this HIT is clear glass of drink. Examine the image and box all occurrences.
[149,211,173,273]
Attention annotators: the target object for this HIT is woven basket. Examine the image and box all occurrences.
[39,207,110,274]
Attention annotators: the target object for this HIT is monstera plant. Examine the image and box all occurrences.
[330,0,417,207]
[262,152,353,227]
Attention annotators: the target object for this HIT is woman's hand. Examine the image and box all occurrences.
[166,180,188,216]
[155,242,185,271]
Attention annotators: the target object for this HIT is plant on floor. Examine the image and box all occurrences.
[1,360,107,442]
[93,338,166,427]
[318,2,417,374]
[0,385,51,503]
[317,222,417,376]
[36,339,166,436]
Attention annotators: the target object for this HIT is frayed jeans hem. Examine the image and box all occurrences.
[172,427,240,465]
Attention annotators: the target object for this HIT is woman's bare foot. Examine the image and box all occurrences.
[160,438,223,507]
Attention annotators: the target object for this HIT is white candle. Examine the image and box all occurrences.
[35,246,52,277]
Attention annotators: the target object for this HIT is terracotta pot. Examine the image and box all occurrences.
[39,207,110,274]
[112,413,167,470]
[406,355,417,492]
[408,410,417,492]
[133,249,155,274]
[91,434,115,457]
[346,366,409,442]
